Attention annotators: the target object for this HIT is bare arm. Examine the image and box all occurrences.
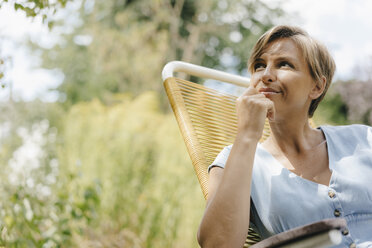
[197,86,274,248]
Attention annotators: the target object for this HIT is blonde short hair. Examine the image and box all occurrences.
[247,25,336,117]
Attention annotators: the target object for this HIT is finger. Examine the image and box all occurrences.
[241,85,259,97]
[237,92,266,105]
[264,100,275,121]
[254,98,275,119]
[237,94,272,107]
[249,78,260,89]
[256,98,274,109]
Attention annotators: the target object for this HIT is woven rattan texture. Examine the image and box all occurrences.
[182,79,270,159]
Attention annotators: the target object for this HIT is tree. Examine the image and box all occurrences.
[36,0,287,106]
[332,80,372,125]
[0,0,70,94]
[315,56,372,126]
[318,56,372,126]
[0,0,69,27]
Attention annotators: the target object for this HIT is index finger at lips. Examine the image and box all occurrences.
[249,78,259,89]
[241,85,259,97]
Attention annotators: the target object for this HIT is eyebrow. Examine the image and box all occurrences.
[253,57,265,63]
[275,55,299,63]
[254,55,300,64]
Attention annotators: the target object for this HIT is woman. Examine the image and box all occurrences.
[197,25,372,248]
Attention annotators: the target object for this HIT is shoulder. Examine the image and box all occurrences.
[320,124,372,148]
[321,123,370,132]
[321,124,371,138]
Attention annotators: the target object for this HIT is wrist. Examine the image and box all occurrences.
[235,131,261,144]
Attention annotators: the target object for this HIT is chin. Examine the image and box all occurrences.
[263,92,281,100]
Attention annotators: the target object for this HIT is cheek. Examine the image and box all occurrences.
[277,73,310,100]
[277,71,297,83]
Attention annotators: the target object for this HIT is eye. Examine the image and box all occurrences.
[279,61,293,68]
[254,62,266,71]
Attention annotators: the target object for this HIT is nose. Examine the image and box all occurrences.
[261,65,276,84]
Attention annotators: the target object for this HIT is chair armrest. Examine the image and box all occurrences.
[250,218,347,248]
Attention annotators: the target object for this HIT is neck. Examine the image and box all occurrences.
[265,114,323,155]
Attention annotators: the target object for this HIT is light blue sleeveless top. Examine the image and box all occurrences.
[209,124,372,247]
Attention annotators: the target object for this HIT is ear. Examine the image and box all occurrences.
[309,76,326,100]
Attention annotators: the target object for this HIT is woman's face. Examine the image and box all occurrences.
[250,38,319,119]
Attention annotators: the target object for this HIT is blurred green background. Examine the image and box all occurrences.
[0,0,371,247]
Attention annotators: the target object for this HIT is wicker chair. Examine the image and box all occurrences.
[162,61,346,247]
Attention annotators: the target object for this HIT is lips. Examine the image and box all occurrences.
[258,87,281,94]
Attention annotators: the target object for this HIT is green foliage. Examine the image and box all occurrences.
[0,0,70,27]
[314,85,349,125]
[59,92,204,247]
[38,0,287,106]
[0,54,11,90]
[0,58,4,82]
[332,80,372,125]
[0,101,102,247]
[314,79,372,126]
[0,92,204,247]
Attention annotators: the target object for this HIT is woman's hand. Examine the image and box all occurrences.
[236,86,275,141]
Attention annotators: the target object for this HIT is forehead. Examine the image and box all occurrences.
[259,38,304,62]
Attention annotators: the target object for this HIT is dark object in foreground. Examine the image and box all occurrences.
[250,218,347,248]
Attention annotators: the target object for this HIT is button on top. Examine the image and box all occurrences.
[334,209,341,217]
[349,243,356,248]
[328,190,336,198]
[342,228,349,235]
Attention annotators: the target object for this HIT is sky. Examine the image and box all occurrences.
[280,0,372,80]
[1,0,372,101]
